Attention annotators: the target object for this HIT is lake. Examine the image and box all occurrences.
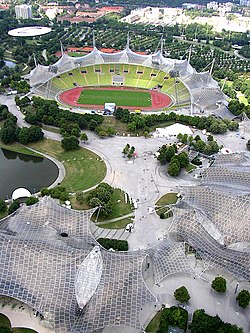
[0,148,59,199]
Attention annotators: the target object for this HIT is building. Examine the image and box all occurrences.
[15,4,32,19]
[240,0,250,6]
[207,1,219,10]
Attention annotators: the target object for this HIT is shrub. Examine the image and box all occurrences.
[97,238,128,251]
[8,200,20,214]
[211,276,227,293]
[0,198,7,212]
[174,286,190,303]
[25,196,39,206]
[236,290,250,309]
[160,212,165,219]
[157,306,188,332]
[40,187,50,196]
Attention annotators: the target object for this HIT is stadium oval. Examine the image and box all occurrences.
[8,26,51,37]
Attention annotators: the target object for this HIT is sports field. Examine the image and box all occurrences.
[77,89,152,107]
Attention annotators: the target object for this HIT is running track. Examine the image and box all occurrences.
[58,86,172,111]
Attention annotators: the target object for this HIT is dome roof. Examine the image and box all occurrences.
[12,188,31,200]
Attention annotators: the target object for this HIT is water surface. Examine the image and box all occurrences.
[0,148,59,199]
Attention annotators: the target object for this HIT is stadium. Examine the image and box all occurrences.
[28,38,229,115]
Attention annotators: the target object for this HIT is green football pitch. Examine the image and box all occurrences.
[77,89,152,107]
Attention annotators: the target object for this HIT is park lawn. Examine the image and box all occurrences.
[41,124,61,134]
[0,211,8,220]
[185,163,197,172]
[156,193,178,206]
[237,91,248,106]
[146,310,162,332]
[28,139,106,192]
[0,141,42,157]
[102,116,129,134]
[0,313,11,328]
[77,89,152,107]
[155,192,178,218]
[98,217,134,229]
[71,188,134,223]
[96,188,134,222]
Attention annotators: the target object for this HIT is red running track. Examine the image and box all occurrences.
[58,86,172,111]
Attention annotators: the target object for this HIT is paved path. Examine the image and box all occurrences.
[1,94,250,332]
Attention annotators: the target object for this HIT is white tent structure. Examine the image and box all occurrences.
[27,39,228,114]
[12,188,31,200]
[153,123,193,138]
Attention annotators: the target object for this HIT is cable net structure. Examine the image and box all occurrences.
[0,197,155,333]
[27,44,228,113]
[148,241,193,284]
[170,152,250,280]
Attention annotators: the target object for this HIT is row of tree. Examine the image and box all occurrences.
[114,107,239,134]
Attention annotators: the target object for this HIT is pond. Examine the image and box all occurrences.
[4,60,16,68]
[0,148,59,199]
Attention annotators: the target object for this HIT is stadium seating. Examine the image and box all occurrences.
[50,64,191,105]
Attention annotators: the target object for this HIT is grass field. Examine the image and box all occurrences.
[71,188,134,225]
[28,139,106,192]
[77,89,152,107]
[155,192,178,218]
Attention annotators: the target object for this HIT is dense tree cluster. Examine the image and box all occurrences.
[186,134,220,155]
[1,74,30,93]
[86,183,114,217]
[156,143,190,176]
[8,200,20,215]
[41,186,69,202]
[114,107,239,134]
[189,309,243,333]
[228,99,250,117]
[211,276,227,293]
[25,97,103,130]
[236,290,250,309]
[21,97,104,150]
[25,196,39,206]
[239,45,250,59]
[122,143,136,159]
[97,238,128,251]
[174,286,190,303]
[157,306,188,333]
[0,104,44,145]
[0,198,7,213]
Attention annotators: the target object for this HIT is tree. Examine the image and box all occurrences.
[76,192,85,204]
[236,290,250,309]
[0,198,7,212]
[168,162,180,177]
[25,196,39,206]
[174,286,190,303]
[211,276,227,293]
[80,132,88,143]
[8,200,20,214]
[61,136,79,151]
[246,140,250,151]
[177,152,189,168]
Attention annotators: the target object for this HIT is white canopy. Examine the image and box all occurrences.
[12,188,31,200]
[153,123,193,138]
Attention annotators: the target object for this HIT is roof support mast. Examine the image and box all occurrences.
[188,45,192,63]
[160,35,164,54]
[126,31,130,49]
[210,58,215,75]
[93,31,96,48]
[33,54,37,67]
